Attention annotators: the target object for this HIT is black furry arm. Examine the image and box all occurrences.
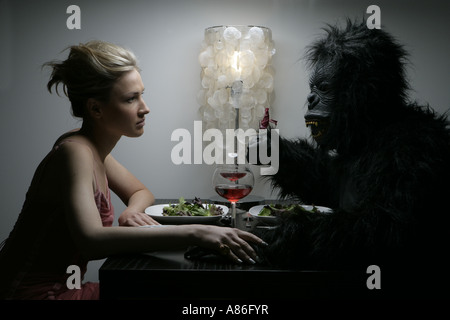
[271,138,335,206]
[257,112,450,271]
[255,208,373,269]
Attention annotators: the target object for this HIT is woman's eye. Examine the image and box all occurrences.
[126,92,144,103]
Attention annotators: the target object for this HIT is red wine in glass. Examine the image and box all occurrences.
[215,184,253,203]
[212,165,254,227]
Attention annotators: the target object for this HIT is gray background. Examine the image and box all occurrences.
[1,0,449,282]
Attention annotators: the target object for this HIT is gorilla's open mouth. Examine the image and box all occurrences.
[305,118,329,139]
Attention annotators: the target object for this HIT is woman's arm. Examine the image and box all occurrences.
[104,154,157,226]
[57,142,263,263]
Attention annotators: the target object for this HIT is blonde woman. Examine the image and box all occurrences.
[0,41,264,300]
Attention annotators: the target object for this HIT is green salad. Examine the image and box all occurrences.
[162,197,224,217]
[258,203,320,217]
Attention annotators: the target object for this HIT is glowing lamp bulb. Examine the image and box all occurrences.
[231,51,241,74]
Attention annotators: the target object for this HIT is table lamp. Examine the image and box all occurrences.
[198,25,275,135]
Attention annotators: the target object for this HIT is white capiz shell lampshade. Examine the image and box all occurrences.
[198,25,275,131]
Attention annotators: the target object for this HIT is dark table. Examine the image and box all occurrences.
[99,198,370,300]
[99,249,371,300]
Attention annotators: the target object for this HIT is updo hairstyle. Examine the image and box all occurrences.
[44,41,139,118]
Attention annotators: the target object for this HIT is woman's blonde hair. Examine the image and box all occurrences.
[44,40,139,118]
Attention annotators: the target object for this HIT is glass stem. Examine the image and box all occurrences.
[231,201,237,228]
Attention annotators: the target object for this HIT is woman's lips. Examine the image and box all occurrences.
[136,119,145,128]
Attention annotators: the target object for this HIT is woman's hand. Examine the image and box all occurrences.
[118,210,160,227]
[191,225,267,264]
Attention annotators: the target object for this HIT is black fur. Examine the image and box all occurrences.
[256,20,450,297]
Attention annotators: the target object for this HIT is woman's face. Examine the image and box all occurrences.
[99,68,150,138]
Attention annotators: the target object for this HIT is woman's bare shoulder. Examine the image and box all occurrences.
[54,139,94,165]
[53,129,82,146]
[34,133,95,200]
[48,132,95,175]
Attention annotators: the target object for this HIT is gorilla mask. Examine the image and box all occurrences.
[303,19,410,153]
[304,60,334,144]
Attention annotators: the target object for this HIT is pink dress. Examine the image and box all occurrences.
[0,140,114,300]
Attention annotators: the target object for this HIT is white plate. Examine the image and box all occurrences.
[145,204,228,225]
[249,204,332,222]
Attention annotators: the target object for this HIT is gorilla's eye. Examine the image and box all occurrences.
[317,82,330,92]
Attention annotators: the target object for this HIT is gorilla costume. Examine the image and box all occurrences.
[255,20,450,298]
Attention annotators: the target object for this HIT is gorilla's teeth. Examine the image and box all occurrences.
[305,121,319,127]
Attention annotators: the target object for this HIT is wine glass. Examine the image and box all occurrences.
[212,164,254,227]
